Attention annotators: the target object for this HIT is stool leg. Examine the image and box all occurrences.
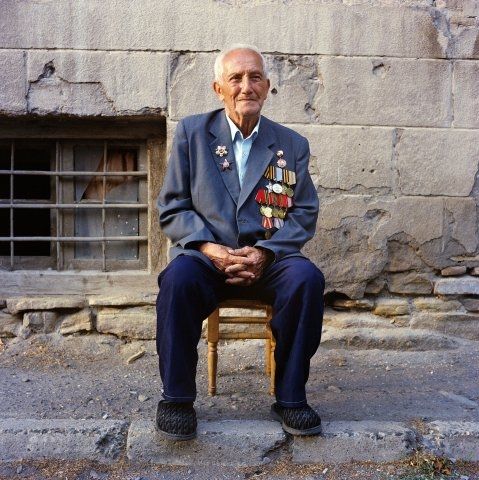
[269,335,276,396]
[208,308,220,396]
[265,338,271,375]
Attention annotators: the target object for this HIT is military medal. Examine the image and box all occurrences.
[220,158,232,171]
[215,145,228,157]
[255,149,297,239]
[276,150,287,168]
[272,183,283,194]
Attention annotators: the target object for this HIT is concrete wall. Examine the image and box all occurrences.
[1,0,479,298]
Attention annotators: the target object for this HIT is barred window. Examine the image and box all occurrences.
[0,139,148,271]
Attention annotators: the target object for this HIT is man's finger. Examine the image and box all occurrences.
[228,247,253,256]
[225,276,253,285]
[225,264,255,275]
[228,254,255,265]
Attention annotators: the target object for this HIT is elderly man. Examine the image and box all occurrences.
[156,45,325,441]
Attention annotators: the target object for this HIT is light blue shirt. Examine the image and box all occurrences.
[225,113,260,187]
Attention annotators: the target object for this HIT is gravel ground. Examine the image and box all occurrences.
[1,330,478,479]
[0,332,478,424]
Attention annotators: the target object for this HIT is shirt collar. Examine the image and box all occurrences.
[225,112,261,142]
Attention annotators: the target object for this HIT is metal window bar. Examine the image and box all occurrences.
[1,139,146,271]
[0,171,147,176]
[55,141,60,269]
[0,203,147,209]
[102,141,107,271]
[9,142,14,269]
[0,236,147,241]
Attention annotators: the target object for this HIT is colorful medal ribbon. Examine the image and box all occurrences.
[255,150,296,239]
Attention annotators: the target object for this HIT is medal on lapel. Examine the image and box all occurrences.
[255,150,297,239]
[215,145,233,171]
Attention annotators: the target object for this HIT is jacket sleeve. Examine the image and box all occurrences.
[254,136,319,261]
[157,120,216,248]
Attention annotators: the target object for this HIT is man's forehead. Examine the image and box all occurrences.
[222,49,264,75]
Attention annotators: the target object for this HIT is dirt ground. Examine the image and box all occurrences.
[1,333,478,423]
[1,331,478,479]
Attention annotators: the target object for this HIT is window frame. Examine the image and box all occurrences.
[0,118,166,275]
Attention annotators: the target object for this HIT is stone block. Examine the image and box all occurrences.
[396,129,479,196]
[88,293,156,307]
[444,198,478,253]
[169,53,321,123]
[166,120,178,157]
[6,296,86,315]
[434,278,479,295]
[453,61,479,127]
[410,312,479,340]
[322,327,459,351]
[386,240,428,273]
[460,298,479,312]
[310,195,444,298]
[0,50,26,114]
[23,311,58,333]
[424,421,479,461]
[293,421,416,464]
[323,312,396,330]
[0,419,128,462]
[331,298,375,311]
[314,58,450,127]
[387,272,433,295]
[371,197,445,246]
[413,297,463,312]
[27,51,168,115]
[0,2,446,58]
[373,299,410,317]
[294,125,393,190]
[60,310,93,335]
[127,420,285,466]
[0,312,21,337]
[471,267,479,276]
[441,266,467,276]
[96,306,156,339]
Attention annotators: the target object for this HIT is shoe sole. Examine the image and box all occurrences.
[155,423,197,441]
[270,409,322,436]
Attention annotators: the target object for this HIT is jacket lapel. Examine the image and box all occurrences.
[209,112,240,205]
[237,118,276,211]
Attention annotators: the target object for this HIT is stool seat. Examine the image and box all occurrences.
[206,299,275,396]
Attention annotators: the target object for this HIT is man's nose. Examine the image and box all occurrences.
[240,77,253,93]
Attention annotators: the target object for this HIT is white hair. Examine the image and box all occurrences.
[214,44,268,82]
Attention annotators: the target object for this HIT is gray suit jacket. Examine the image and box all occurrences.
[157,108,319,270]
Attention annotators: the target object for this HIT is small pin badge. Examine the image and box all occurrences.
[276,150,287,168]
[215,145,228,157]
[220,158,232,171]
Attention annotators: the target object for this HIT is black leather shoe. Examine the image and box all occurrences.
[271,402,322,436]
[155,400,197,441]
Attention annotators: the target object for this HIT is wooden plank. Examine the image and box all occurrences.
[0,272,158,296]
[220,317,270,324]
[0,118,165,139]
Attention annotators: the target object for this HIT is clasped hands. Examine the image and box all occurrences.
[198,242,272,286]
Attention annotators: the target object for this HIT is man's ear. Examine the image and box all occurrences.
[213,81,224,101]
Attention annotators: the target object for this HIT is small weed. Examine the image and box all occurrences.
[396,451,456,480]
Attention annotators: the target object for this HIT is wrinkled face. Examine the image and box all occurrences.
[213,49,270,122]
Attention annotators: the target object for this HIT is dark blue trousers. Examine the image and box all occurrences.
[156,255,325,407]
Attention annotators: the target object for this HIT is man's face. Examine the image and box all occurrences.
[213,49,270,123]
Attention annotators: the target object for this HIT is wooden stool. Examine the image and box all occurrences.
[207,299,275,396]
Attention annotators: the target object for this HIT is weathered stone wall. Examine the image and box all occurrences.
[1,0,479,301]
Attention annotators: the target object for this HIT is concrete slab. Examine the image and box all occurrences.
[0,419,128,463]
[292,421,416,464]
[424,421,479,462]
[127,420,285,466]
